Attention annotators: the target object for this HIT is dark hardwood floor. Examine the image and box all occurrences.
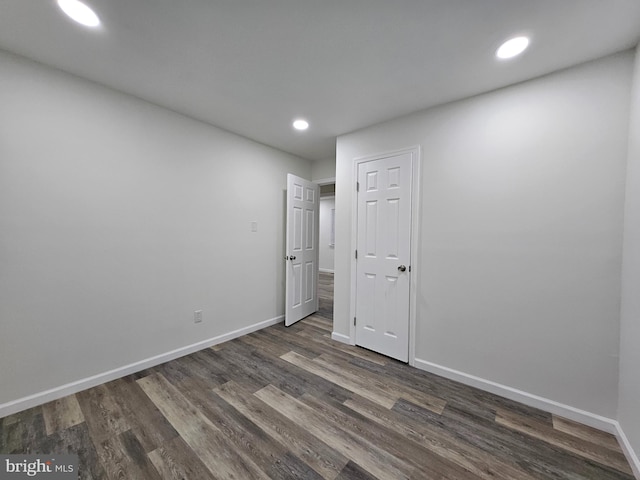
[1,272,634,479]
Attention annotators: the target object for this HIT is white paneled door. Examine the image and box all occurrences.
[285,174,319,326]
[355,153,413,361]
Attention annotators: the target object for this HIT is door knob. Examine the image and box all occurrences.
[398,265,406,272]
[290,256,296,261]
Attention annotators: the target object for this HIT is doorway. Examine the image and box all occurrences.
[318,182,336,320]
[284,175,336,327]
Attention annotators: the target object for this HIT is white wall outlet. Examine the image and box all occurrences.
[250,221,258,232]
[194,310,203,323]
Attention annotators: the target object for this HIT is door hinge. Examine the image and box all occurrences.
[354,317,357,326]
[356,181,360,192]
[355,249,358,259]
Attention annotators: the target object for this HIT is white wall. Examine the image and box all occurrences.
[619,46,640,469]
[312,157,336,182]
[0,50,311,407]
[335,51,633,418]
[319,197,336,272]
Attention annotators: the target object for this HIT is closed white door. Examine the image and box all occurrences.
[355,153,412,361]
[285,174,319,326]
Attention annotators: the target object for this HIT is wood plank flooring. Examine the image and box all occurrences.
[1,272,634,479]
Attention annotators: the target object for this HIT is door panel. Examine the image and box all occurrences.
[355,153,412,361]
[286,174,319,326]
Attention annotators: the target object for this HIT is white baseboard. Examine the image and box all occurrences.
[413,358,619,434]
[417,355,640,478]
[0,315,283,419]
[331,331,352,345]
[319,268,335,274]
[615,423,640,479]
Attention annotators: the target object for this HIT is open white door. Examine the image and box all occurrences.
[285,174,319,326]
[355,152,413,361]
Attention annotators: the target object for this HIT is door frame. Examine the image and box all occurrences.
[348,146,421,366]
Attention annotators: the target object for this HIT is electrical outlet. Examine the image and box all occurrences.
[250,221,258,232]
[194,310,203,323]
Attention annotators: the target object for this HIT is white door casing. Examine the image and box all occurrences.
[285,174,319,326]
[355,152,413,361]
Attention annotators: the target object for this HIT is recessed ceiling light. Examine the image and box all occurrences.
[293,119,309,131]
[496,36,529,60]
[57,0,100,27]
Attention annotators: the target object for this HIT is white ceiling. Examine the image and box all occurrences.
[1,1,640,161]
